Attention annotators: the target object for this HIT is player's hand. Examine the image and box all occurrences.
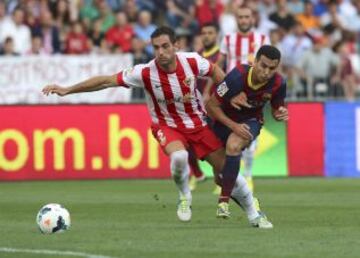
[273,106,289,121]
[231,123,253,141]
[230,92,252,109]
[42,84,68,96]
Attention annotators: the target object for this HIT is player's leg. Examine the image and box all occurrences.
[188,148,206,191]
[242,140,257,192]
[152,126,192,222]
[231,177,272,228]
[229,120,273,228]
[165,141,192,202]
[216,132,248,218]
[186,125,225,198]
[206,122,240,217]
[230,171,258,221]
[214,132,272,227]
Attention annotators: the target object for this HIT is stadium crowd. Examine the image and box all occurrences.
[0,0,359,100]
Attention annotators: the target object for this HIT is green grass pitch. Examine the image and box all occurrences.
[0,178,359,258]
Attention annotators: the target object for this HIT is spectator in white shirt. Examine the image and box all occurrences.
[0,8,31,55]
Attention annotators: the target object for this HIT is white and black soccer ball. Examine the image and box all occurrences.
[36,203,71,234]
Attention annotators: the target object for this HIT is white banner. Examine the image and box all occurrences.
[356,108,360,172]
[0,54,133,104]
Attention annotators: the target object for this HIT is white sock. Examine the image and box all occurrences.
[231,174,259,221]
[242,147,254,178]
[170,150,192,204]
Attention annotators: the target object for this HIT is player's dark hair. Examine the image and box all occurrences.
[255,45,281,61]
[151,26,177,44]
[201,22,219,32]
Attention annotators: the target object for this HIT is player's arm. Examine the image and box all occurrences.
[202,78,213,104]
[272,106,288,121]
[216,53,226,71]
[42,74,118,96]
[206,93,253,140]
[213,67,251,109]
[271,79,288,121]
[209,64,225,86]
[196,53,225,103]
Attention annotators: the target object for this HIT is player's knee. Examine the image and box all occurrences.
[170,150,189,175]
[226,142,242,155]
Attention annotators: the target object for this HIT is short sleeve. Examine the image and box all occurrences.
[271,79,287,109]
[193,53,214,77]
[214,67,243,102]
[116,64,145,88]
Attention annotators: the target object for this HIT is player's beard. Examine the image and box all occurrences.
[158,55,176,70]
[238,24,252,34]
[204,42,216,51]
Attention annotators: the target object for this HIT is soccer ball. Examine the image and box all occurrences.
[36,203,71,234]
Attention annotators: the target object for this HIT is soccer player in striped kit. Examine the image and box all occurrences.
[42,26,271,227]
[217,4,271,193]
[188,22,221,191]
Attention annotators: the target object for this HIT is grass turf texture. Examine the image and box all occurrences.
[0,178,359,258]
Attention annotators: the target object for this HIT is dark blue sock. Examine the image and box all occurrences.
[219,155,241,203]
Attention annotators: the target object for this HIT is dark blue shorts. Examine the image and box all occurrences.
[212,118,262,146]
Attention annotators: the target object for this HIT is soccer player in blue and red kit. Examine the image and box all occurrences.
[206,45,288,226]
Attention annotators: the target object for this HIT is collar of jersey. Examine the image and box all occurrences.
[202,45,219,58]
[247,67,267,90]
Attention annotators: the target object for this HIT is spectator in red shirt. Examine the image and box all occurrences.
[195,0,224,27]
[65,22,89,54]
[105,11,134,53]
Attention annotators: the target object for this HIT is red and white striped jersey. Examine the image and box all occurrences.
[220,31,270,73]
[117,52,214,129]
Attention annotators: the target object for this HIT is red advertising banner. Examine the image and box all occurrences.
[287,103,324,176]
[0,105,170,180]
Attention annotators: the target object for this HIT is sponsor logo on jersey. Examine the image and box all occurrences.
[156,94,194,105]
[217,82,229,97]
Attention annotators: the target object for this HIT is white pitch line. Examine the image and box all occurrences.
[0,247,116,258]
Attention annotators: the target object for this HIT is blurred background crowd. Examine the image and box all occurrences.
[0,0,359,101]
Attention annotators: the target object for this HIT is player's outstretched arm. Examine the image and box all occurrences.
[206,94,253,140]
[42,74,118,96]
[272,106,289,121]
[210,64,225,86]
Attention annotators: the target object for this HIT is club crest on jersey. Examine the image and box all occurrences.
[183,76,193,87]
[262,93,272,101]
[183,93,193,103]
[217,82,229,97]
